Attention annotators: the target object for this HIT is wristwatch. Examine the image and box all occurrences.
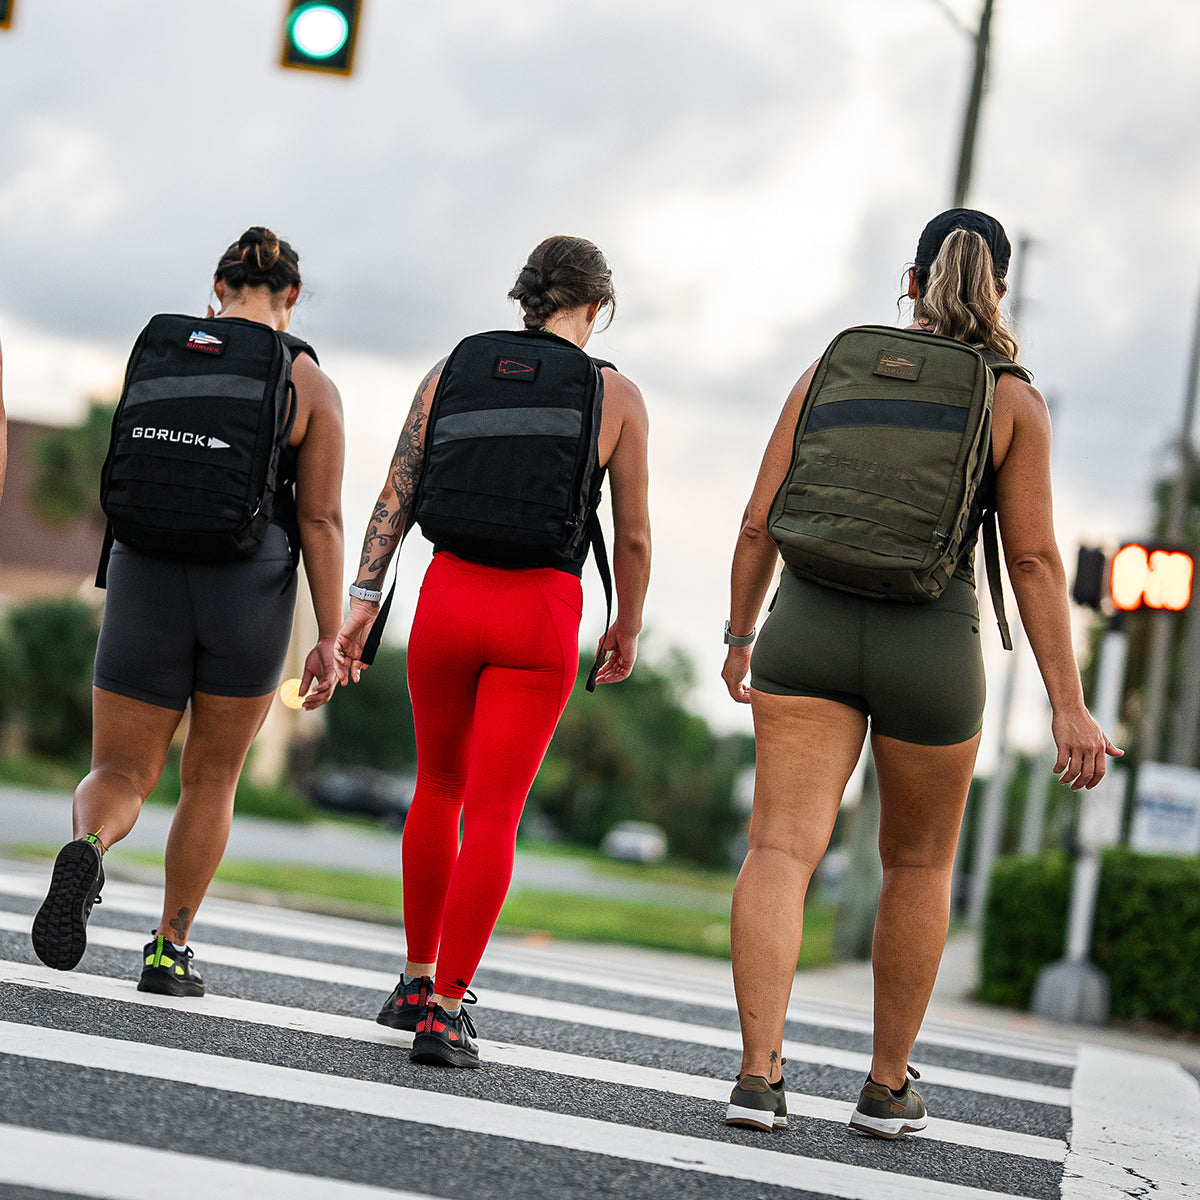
[724,620,755,647]
[348,583,382,603]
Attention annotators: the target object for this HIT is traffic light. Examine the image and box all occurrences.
[0,2,14,30]
[280,1,361,76]
[1072,545,1107,609]
[1110,543,1195,612]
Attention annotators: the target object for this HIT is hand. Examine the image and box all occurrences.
[722,645,754,704]
[299,638,338,709]
[1051,705,1123,790]
[334,599,380,684]
[593,625,638,684]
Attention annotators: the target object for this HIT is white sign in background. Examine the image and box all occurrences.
[1130,761,1200,856]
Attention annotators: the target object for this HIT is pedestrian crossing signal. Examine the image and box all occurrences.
[0,2,15,30]
[1110,543,1194,612]
[280,1,361,76]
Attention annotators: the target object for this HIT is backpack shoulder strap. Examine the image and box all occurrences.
[279,331,318,366]
[981,511,1013,651]
[981,351,1032,384]
[583,511,613,692]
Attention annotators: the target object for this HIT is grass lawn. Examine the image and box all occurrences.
[7,843,835,967]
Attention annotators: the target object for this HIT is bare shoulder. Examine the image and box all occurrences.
[992,370,1049,465]
[290,351,343,447]
[600,367,647,425]
[292,351,342,410]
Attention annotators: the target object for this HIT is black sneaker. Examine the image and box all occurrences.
[725,1073,788,1131]
[137,934,205,997]
[31,836,105,970]
[376,974,433,1031]
[849,1067,928,1139]
[410,991,480,1068]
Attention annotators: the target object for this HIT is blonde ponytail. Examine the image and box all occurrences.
[913,229,1019,362]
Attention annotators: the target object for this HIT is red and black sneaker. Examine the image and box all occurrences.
[375,974,433,1031]
[410,990,480,1068]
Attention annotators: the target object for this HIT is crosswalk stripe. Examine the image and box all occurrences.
[0,959,1065,1162]
[0,1124,438,1200]
[0,871,1078,1068]
[0,913,1069,1106]
[0,1022,1050,1200]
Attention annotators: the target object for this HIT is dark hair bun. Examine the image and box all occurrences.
[215,226,300,293]
[508,236,615,330]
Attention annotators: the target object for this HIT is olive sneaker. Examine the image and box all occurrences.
[137,934,205,997]
[410,991,480,1068]
[376,974,434,1031]
[849,1067,928,1139]
[31,836,105,971]
[725,1073,788,1131]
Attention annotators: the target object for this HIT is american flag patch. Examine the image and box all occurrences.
[186,329,224,354]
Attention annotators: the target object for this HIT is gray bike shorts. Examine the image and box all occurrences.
[93,524,298,711]
[750,568,986,746]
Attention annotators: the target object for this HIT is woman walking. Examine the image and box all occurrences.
[32,227,345,995]
[722,209,1120,1135]
[335,235,651,1068]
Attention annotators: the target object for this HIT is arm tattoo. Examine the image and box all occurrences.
[353,362,442,587]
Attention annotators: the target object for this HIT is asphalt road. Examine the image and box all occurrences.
[1,860,1197,1199]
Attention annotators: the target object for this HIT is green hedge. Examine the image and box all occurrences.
[979,848,1200,1032]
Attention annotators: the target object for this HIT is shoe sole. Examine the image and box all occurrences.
[725,1102,787,1131]
[31,842,101,970]
[849,1112,928,1139]
[137,971,205,997]
[410,1033,481,1068]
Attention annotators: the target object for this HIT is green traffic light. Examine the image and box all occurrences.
[287,3,350,59]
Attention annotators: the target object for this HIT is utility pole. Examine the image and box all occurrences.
[1166,281,1200,766]
[952,0,995,208]
[1140,278,1200,763]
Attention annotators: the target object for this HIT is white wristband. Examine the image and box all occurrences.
[348,583,382,603]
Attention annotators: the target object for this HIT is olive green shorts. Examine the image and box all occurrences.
[750,569,986,746]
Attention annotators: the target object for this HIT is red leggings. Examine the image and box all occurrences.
[401,552,582,999]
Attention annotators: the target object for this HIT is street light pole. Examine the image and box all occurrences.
[1140,277,1200,764]
[1165,280,1200,765]
[952,0,995,208]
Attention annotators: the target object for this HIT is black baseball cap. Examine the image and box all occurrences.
[914,208,1011,278]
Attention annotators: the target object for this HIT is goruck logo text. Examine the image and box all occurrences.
[131,427,231,450]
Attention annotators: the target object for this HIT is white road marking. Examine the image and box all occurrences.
[0,914,1069,1106]
[0,1123,438,1199]
[0,959,1065,1162]
[0,1023,1049,1200]
[1062,1044,1200,1198]
[0,870,1076,1067]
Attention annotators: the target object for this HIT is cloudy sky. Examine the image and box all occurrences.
[2,1,1199,756]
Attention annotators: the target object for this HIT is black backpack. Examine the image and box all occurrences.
[97,314,313,581]
[365,328,614,689]
[415,328,607,565]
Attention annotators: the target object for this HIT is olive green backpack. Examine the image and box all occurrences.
[767,325,1031,649]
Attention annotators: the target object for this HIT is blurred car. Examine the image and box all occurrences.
[600,820,668,864]
[303,768,414,830]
